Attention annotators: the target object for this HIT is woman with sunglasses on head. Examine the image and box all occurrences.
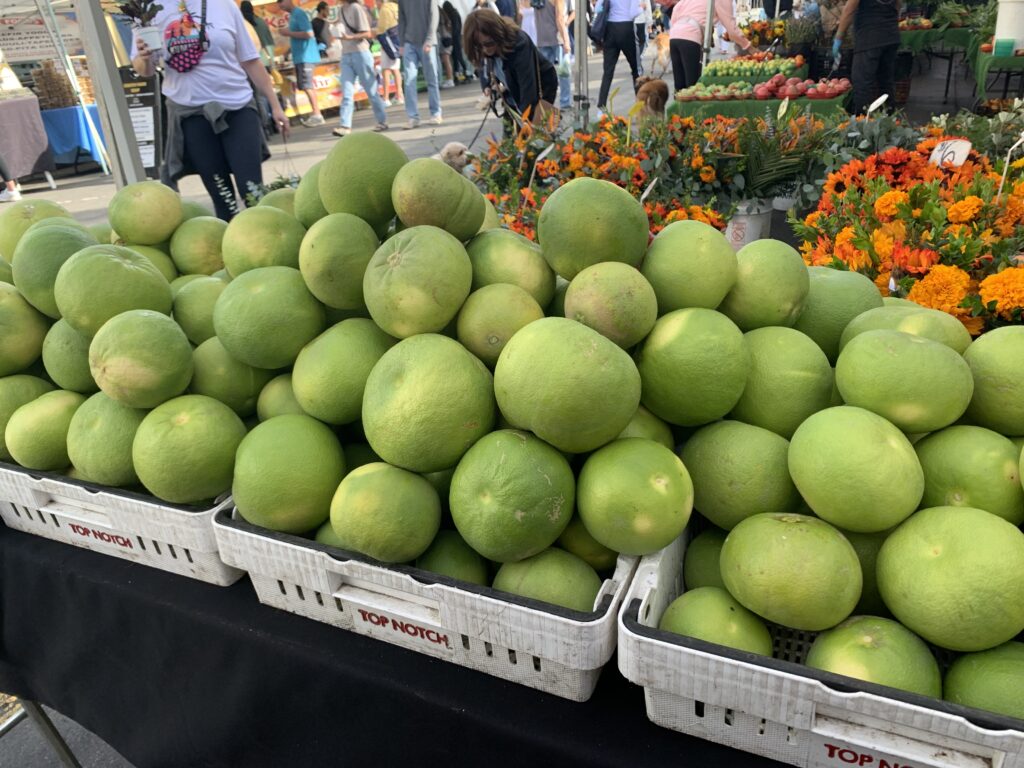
[131,0,288,220]
[463,8,558,130]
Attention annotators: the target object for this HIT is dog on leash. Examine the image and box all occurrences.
[432,142,471,173]
[634,76,669,120]
[649,32,671,79]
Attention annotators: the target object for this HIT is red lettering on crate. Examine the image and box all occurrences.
[355,609,449,648]
[67,524,133,549]
[822,744,913,768]
[357,609,390,627]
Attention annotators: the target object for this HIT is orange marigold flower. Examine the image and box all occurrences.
[979,266,1024,320]
[804,211,822,229]
[700,166,716,183]
[891,243,940,275]
[947,195,984,224]
[874,270,893,296]
[871,228,895,261]
[873,190,909,219]
[907,265,980,334]
[877,147,911,165]
[834,226,872,271]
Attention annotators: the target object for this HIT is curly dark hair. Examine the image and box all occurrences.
[463,9,520,66]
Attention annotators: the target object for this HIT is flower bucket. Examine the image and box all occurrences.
[725,199,772,250]
[134,26,162,52]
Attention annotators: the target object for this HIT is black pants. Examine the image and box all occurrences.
[670,38,702,92]
[851,43,898,114]
[635,22,647,74]
[0,153,11,184]
[181,107,264,221]
[598,20,641,109]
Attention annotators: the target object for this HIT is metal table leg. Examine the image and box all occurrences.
[17,700,83,768]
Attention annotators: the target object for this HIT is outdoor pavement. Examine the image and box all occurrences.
[0,46,976,768]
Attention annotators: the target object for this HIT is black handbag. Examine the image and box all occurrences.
[588,0,609,44]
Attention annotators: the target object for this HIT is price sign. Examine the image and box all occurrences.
[929,139,972,168]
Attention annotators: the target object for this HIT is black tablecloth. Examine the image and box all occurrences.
[0,96,57,179]
[0,525,783,768]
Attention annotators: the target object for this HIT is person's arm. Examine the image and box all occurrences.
[714,0,751,51]
[281,11,315,39]
[835,0,859,41]
[424,0,440,51]
[554,0,571,52]
[132,40,157,77]
[344,6,376,40]
[241,58,290,137]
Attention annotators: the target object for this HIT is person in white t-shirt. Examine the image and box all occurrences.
[131,0,288,220]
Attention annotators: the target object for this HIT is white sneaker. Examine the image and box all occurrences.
[428,115,443,125]
[405,118,420,129]
[0,188,21,203]
[301,114,326,127]
[441,79,455,89]
[382,98,392,107]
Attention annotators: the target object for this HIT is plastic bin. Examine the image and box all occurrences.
[618,532,1024,768]
[214,509,638,701]
[0,462,242,586]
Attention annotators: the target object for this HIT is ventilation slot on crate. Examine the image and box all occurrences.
[314,591,324,606]
[168,544,178,560]
[461,635,470,651]
[724,709,734,726]
[757,719,767,736]
[532,656,541,672]
[484,641,493,657]
[295,585,305,601]
[278,579,287,596]
[786,726,799,744]
[184,549,193,564]
[334,596,344,612]
[48,512,60,527]
[152,540,162,556]
[508,650,517,665]
[137,536,147,551]
[694,700,705,718]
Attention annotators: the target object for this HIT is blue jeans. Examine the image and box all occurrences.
[402,43,441,120]
[538,44,571,110]
[340,50,388,128]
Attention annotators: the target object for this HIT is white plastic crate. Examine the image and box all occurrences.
[0,462,243,586]
[214,509,638,701]
[619,532,1024,768]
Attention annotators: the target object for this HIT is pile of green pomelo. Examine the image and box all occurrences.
[1,133,1023,721]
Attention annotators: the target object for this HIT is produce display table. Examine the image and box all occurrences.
[668,94,848,121]
[0,525,783,768]
[40,105,106,167]
[899,27,945,55]
[974,52,1024,100]
[0,95,56,181]
[698,65,808,86]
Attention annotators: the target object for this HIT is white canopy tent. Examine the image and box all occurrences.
[0,0,144,186]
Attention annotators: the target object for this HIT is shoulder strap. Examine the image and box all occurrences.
[198,0,210,50]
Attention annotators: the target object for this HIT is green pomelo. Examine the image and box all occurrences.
[132,394,246,503]
[0,283,49,376]
[721,513,862,631]
[363,226,472,339]
[717,240,809,331]
[681,421,801,530]
[450,429,574,562]
[330,462,441,563]
[578,438,693,556]
[883,296,919,308]
[641,220,738,312]
[108,181,183,245]
[169,216,227,275]
[944,642,1024,719]
[494,317,640,453]
[806,616,941,697]
[683,528,728,590]
[221,206,306,276]
[88,309,193,408]
[294,160,329,228]
[319,133,408,231]
[213,266,325,369]
[24,218,90,238]
[415,529,489,585]
[792,267,883,362]
[617,405,674,449]
[212,268,231,283]
[0,260,11,285]
[423,467,455,499]
[547,278,569,317]
[789,406,924,532]
[190,338,274,417]
[0,375,54,460]
[85,222,113,244]
[839,305,972,355]
[11,224,97,318]
[392,157,485,241]
[314,519,347,548]
[234,414,347,532]
[180,200,214,220]
[915,426,1023,524]
[659,586,773,655]
[563,262,657,349]
[635,308,749,427]
[466,229,555,308]
[256,374,305,421]
[836,330,973,434]
[126,244,177,282]
[839,527,893,616]
[362,334,495,473]
[730,326,833,439]
[479,198,500,232]
[536,178,648,280]
[492,547,602,612]
[5,390,85,470]
[66,392,146,486]
[0,200,72,263]
[964,327,1024,436]
[258,187,296,216]
[298,213,379,310]
[557,516,618,572]
[292,319,395,425]
[456,284,543,367]
[173,276,226,345]
[170,274,203,297]
[42,319,97,393]
[54,245,172,336]
[877,505,1024,651]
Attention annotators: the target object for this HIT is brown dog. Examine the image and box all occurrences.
[649,32,671,79]
[635,76,669,120]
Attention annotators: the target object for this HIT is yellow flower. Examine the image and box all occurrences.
[871,228,894,261]
[804,211,822,229]
[907,265,982,334]
[700,166,716,183]
[873,190,909,219]
[874,271,892,296]
[979,266,1024,319]
[835,226,871,271]
[947,195,984,224]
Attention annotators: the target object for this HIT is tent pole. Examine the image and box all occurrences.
[702,0,714,66]
[35,0,111,175]
[75,0,146,187]
[574,0,589,128]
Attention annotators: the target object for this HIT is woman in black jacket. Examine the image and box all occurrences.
[443,1,471,81]
[464,9,558,125]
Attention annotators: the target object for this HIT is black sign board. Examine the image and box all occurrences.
[118,66,162,178]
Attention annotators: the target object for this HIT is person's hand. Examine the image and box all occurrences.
[424,42,432,54]
[831,36,842,61]
[136,38,153,59]
[563,43,571,54]
[272,104,290,139]
[398,45,404,55]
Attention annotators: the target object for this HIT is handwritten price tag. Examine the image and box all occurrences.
[929,139,972,167]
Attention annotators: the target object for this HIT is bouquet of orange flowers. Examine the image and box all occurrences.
[794,139,1024,333]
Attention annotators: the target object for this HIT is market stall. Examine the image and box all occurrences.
[39,103,105,167]
[668,94,848,119]
[0,91,55,181]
